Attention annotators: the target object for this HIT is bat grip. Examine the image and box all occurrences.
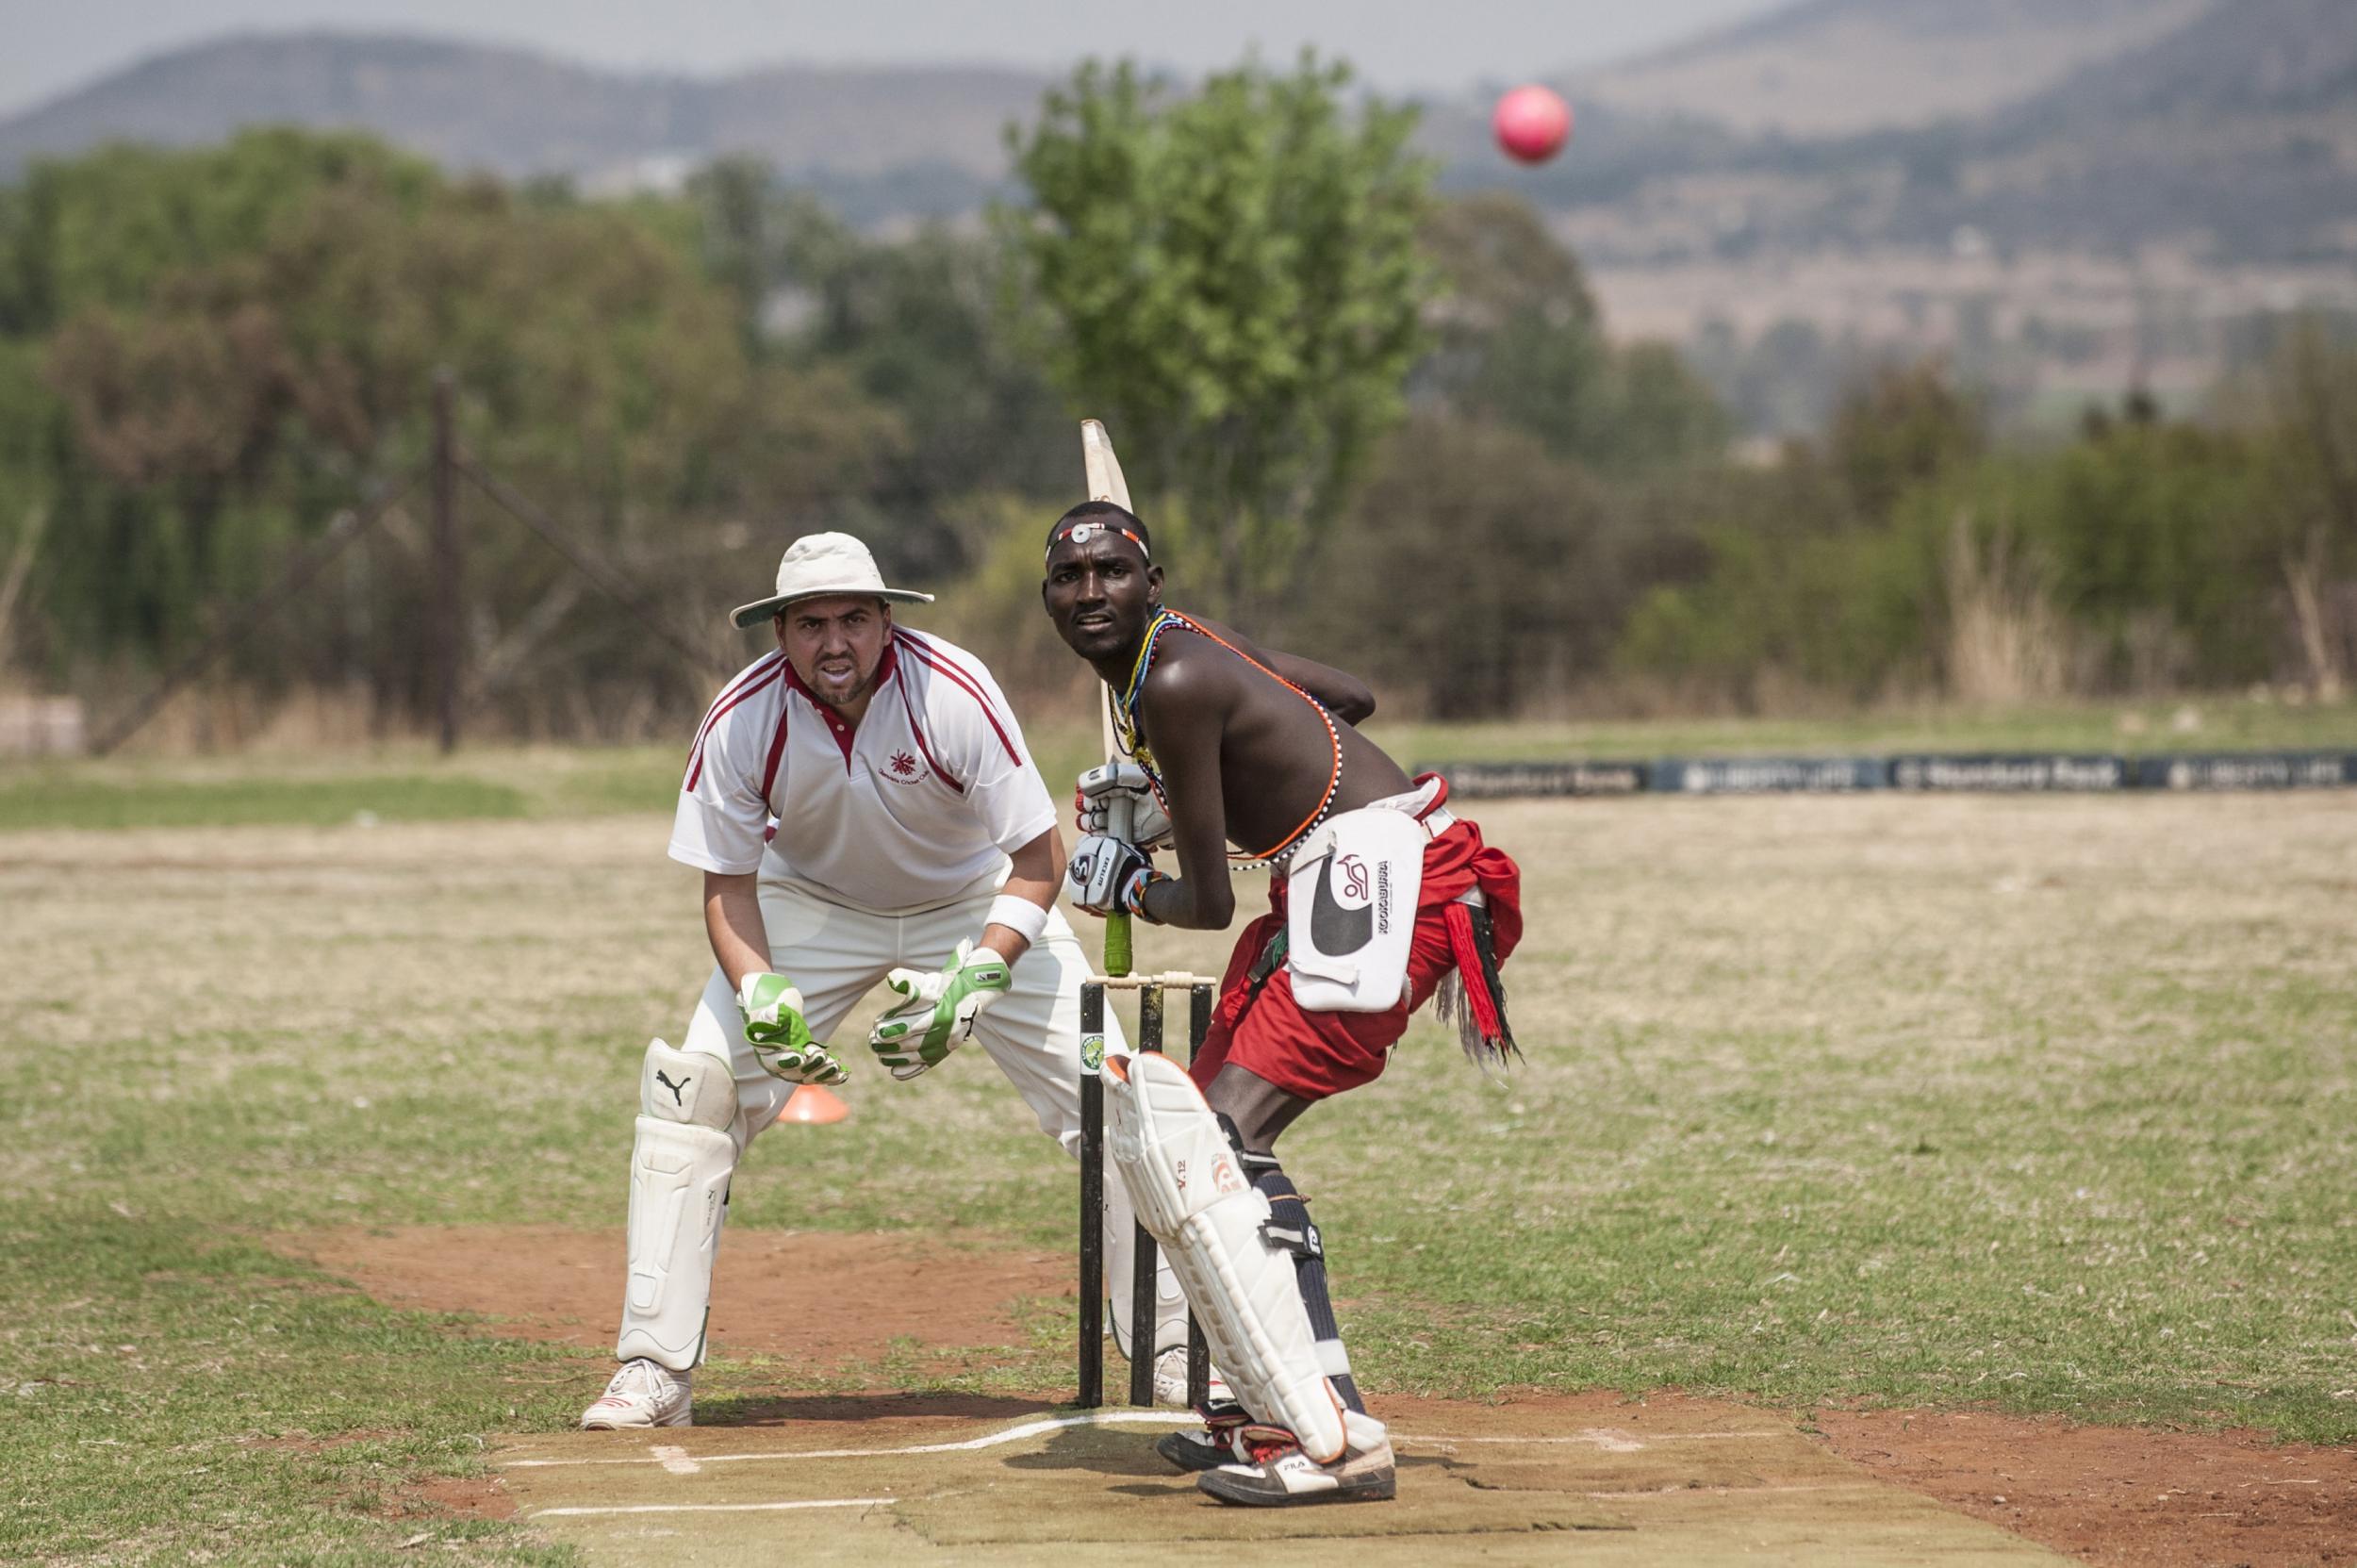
[1101,792,1137,977]
[1104,914,1133,978]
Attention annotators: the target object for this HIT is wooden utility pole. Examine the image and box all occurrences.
[430,368,462,753]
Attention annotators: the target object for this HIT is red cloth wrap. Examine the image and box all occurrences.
[1189,819,1523,1101]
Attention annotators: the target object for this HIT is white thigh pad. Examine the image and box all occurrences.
[617,1039,736,1370]
[1286,805,1426,1013]
[1103,1051,1345,1461]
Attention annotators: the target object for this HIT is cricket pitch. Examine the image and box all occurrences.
[495,1396,2062,1565]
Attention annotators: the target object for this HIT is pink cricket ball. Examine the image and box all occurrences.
[1493,85,1572,165]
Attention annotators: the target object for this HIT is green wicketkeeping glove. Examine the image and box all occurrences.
[736,971,848,1085]
[866,939,1012,1081]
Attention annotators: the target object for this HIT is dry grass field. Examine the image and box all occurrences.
[5,778,2355,1561]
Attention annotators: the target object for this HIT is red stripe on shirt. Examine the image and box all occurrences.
[685,653,783,765]
[684,659,785,791]
[895,669,965,796]
[896,631,1022,766]
[758,696,792,801]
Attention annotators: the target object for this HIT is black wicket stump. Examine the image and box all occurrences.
[1076,974,1216,1409]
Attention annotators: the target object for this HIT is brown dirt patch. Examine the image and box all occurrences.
[278,1224,1066,1364]
[1818,1408,2357,1568]
[398,1474,516,1521]
[292,1228,2356,1563]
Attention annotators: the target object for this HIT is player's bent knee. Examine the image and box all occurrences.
[639,1037,735,1132]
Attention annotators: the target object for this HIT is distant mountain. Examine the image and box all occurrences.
[1915,0,2357,261]
[1999,0,2357,128]
[2,5,2349,267]
[1477,0,2357,268]
[1568,0,2217,137]
[1,5,2350,437]
[0,31,1046,188]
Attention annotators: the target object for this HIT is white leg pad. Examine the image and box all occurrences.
[1106,1173,1191,1361]
[617,1040,736,1370]
[1103,1051,1347,1462]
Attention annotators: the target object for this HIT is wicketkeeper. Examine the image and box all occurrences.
[1044,504,1525,1507]
[582,531,1181,1428]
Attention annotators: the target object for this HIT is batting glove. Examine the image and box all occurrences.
[867,938,1012,1081]
[1067,833,1165,921]
[736,971,848,1085]
[1074,762,1172,850]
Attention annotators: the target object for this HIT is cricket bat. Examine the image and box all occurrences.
[1080,420,1136,978]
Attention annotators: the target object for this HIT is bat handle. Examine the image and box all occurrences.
[1101,791,1137,977]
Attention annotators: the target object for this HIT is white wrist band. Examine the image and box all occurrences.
[984,893,1050,949]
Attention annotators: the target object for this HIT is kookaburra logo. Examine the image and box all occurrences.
[653,1069,690,1106]
[1310,851,1376,951]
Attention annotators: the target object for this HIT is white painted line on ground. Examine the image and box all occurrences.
[532,1496,892,1518]
[503,1410,1192,1469]
[505,1413,1803,1472]
[1395,1428,1790,1451]
[1582,1482,1857,1501]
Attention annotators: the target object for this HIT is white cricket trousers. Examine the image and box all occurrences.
[615,873,1185,1367]
[679,875,1117,1156]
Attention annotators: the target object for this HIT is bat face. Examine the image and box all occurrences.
[1077,417,1138,969]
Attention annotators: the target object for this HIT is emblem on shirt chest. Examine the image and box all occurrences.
[881,748,928,784]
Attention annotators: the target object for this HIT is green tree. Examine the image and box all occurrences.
[2242,318,2357,696]
[1612,359,1988,702]
[1823,359,1986,523]
[0,130,437,337]
[1294,416,1621,714]
[1004,54,1437,613]
[679,166,1070,577]
[1417,192,1727,477]
[18,134,901,727]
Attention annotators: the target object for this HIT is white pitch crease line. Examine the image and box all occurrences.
[649,1444,701,1475]
[1394,1429,1791,1449]
[1580,1482,1854,1501]
[532,1497,892,1518]
[503,1410,1192,1469]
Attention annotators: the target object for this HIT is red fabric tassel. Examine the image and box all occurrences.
[1442,900,1507,1045]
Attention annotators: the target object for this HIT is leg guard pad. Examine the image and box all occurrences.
[617,1040,735,1369]
[638,1035,737,1133]
[1106,1174,1190,1361]
[1103,1051,1346,1462]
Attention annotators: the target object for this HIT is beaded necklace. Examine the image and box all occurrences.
[1110,608,1343,864]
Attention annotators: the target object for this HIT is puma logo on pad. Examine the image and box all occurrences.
[653,1070,690,1106]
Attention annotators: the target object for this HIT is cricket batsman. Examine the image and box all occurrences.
[1042,503,1524,1506]
[582,531,1179,1428]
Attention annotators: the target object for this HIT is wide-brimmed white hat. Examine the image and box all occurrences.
[730,532,934,627]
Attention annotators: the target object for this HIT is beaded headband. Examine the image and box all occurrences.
[1045,519,1150,565]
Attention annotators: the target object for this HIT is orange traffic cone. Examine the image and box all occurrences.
[779,1085,849,1125]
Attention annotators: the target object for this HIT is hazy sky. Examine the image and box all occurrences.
[0,0,1788,116]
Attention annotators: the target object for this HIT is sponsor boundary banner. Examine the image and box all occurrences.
[1427,751,2357,800]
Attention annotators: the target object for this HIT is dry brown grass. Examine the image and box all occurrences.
[7,788,2355,1435]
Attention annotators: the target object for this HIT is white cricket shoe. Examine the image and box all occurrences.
[1197,1411,1395,1507]
[580,1358,692,1429]
[1150,1346,1234,1409]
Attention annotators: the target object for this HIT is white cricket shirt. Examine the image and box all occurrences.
[670,629,1057,912]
